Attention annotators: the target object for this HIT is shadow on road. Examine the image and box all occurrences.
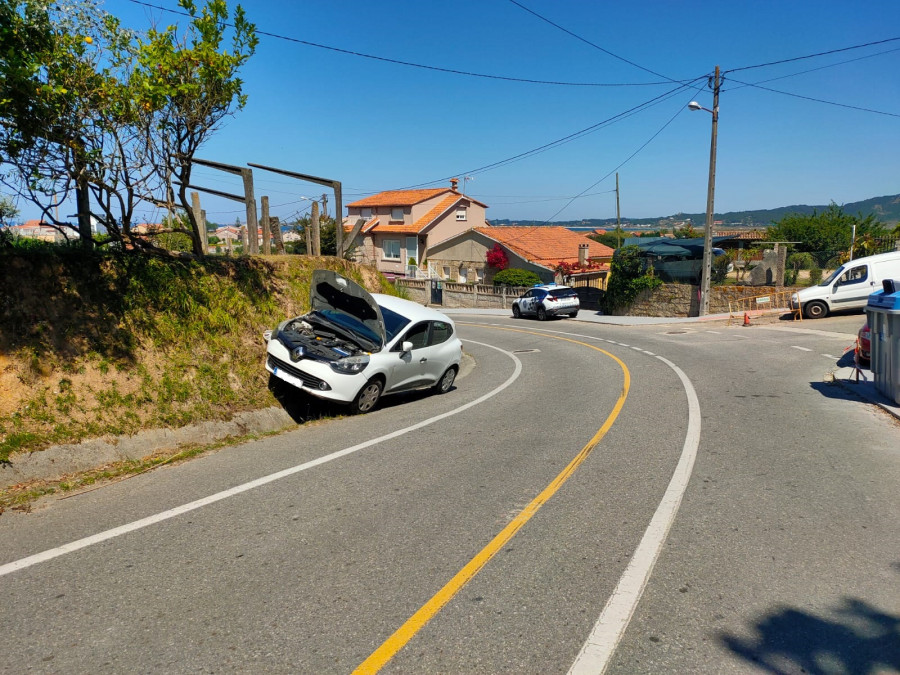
[720,596,900,674]
[267,374,455,423]
[267,374,344,424]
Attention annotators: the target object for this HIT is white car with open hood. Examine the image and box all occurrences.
[264,270,462,413]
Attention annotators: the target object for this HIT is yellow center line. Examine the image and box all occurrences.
[353,326,630,674]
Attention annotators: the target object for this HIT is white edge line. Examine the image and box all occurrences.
[791,345,812,352]
[568,354,701,675]
[0,340,522,579]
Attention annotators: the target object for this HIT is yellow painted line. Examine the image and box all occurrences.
[353,327,630,674]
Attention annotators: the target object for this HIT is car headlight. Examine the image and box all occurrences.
[791,293,798,305]
[329,354,370,374]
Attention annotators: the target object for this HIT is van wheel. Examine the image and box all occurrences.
[352,378,383,414]
[804,300,828,319]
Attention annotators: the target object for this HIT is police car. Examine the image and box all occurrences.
[511,283,580,320]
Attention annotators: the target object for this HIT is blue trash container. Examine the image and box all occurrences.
[865,279,900,404]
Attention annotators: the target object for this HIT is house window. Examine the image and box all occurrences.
[382,239,401,260]
[476,268,484,283]
[391,207,403,221]
[361,208,372,219]
[458,265,467,283]
[456,206,467,221]
[405,236,417,266]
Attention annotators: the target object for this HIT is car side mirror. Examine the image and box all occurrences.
[401,341,413,353]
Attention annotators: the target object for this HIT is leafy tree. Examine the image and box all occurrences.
[0,194,18,224]
[674,223,697,239]
[287,214,338,256]
[492,268,541,287]
[0,0,256,255]
[602,245,661,313]
[589,232,620,249]
[767,203,886,254]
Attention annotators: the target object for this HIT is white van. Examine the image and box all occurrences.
[791,250,900,319]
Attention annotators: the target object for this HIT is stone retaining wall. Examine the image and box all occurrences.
[622,284,795,317]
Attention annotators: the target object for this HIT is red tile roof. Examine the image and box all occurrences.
[475,226,614,267]
[344,195,463,235]
[348,189,449,208]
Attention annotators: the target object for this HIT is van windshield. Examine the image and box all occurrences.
[820,266,844,286]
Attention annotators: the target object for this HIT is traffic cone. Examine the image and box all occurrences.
[743,312,751,326]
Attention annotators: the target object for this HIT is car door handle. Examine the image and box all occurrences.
[419,358,428,363]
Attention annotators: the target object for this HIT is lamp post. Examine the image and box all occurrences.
[688,65,720,316]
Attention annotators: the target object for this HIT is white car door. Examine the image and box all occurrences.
[387,321,431,392]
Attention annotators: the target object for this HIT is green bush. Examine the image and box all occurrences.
[809,267,823,285]
[602,245,662,313]
[493,268,541,287]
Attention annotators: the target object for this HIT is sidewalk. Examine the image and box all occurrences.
[832,366,900,423]
[444,307,900,421]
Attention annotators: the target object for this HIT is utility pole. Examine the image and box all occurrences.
[698,65,720,317]
[615,172,622,248]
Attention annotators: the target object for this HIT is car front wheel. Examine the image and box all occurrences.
[512,304,521,318]
[352,378,383,414]
[804,300,828,319]
[434,366,457,394]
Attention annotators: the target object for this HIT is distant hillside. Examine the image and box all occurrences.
[489,194,900,229]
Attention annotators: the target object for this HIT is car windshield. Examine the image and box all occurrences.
[380,305,411,343]
[549,288,577,298]
[820,266,845,286]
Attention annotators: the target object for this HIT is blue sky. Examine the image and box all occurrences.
[17,0,900,225]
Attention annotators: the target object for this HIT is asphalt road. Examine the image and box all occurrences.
[1,312,898,673]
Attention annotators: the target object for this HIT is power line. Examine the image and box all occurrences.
[725,35,900,74]
[125,0,675,87]
[539,82,707,224]
[726,77,900,118]
[506,0,681,84]
[400,77,706,190]
[722,45,900,91]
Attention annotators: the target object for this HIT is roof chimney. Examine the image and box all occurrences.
[450,177,459,191]
[578,242,589,267]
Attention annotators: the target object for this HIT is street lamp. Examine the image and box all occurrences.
[688,65,720,316]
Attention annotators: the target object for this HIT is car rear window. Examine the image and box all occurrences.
[549,289,577,298]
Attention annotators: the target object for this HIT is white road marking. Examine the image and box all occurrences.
[465,321,701,674]
[0,340,522,579]
[792,345,813,352]
[822,354,839,360]
[569,355,701,675]
[706,330,721,334]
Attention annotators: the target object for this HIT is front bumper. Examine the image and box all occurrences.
[265,341,366,403]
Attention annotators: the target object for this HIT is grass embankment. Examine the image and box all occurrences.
[0,246,394,467]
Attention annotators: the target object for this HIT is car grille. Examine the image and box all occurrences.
[267,355,326,389]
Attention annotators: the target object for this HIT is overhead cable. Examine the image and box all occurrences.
[727,77,900,118]
[126,0,674,87]
[507,0,681,84]
[725,36,900,74]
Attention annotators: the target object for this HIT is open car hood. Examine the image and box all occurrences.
[309,270,386,350]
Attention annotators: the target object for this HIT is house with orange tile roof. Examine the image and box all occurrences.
[426,226,615,285]
[343,178,487,277]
